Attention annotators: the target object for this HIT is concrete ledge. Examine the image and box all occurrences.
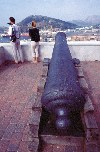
[0,46,5,65]
[0,41,100,63]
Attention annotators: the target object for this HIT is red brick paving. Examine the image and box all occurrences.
[0,62,42,152]
[0,61,100,151]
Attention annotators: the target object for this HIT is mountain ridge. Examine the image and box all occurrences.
[18,15,78,32]
[70,15,100,26]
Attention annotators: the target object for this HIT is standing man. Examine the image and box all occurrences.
[8,17,23,63]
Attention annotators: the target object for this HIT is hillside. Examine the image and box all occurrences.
[70,20,89,27]
[18,15,78,32]
[85,15,100,25]
[71,15,100,27]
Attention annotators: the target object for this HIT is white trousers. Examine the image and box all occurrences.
[31,41,39,58]
[11,39,23,63]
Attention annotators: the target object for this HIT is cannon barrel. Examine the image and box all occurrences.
[41,32,86,133]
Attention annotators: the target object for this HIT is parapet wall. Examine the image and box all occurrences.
[0,46,5,65]
[0,41,100,65]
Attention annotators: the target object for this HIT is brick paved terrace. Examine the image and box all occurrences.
[0,61,100,152]
[0,62,42,152]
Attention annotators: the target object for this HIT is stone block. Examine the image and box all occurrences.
[53,145,66,152]
[32,92,42,110]
[41,66,48,77]
[84,95,94,113]
[28,138,39,152]
[85,128,99,141]
[29,124,39,138]
[84,112,98,129]
[85,142,99,152]
[29,110,41,125]
[43,58,50,66]
[37,77,46,93]
[65,145,84,152]
[76,67,84,78]
[41,144,53,152]
[41,135,84,146]
[79,78,88,93]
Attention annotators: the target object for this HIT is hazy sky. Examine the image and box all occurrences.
[0,0,100,26]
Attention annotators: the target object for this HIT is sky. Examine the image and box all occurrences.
[0,0,100,26]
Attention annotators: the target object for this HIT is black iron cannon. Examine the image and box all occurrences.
[41,32,86,135]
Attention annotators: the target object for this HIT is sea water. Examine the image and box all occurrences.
[0,36,30,43]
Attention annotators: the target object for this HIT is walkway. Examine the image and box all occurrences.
[0,61,100,151]
[0,62,42,152]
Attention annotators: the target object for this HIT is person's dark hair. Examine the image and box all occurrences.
[9,17,15,23]
[32,21,36,27]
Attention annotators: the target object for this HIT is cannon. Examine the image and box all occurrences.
[41,32,86,135]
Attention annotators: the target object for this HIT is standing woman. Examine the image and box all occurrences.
[29,21,40,63]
